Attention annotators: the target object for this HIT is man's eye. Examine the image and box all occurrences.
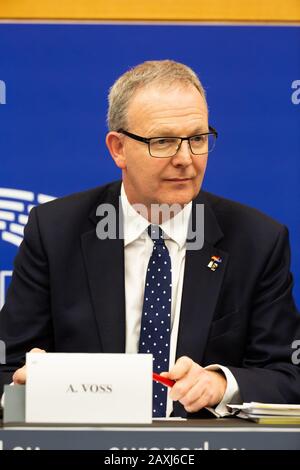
[191,135,206,143]
[152,138,176,147]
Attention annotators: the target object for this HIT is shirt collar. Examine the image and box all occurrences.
[121,183,192,249]
[160,202,192,249]
[121,184,149,247]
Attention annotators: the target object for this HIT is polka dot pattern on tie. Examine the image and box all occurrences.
[138,225,172,417]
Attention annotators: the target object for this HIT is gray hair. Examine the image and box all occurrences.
[107,60,207,131]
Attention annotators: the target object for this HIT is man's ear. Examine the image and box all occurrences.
[106,132,127,170]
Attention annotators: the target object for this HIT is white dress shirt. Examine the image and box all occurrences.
[1,185,241,414]
[121,184,241,417]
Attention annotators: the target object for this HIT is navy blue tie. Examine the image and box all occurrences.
[138,225,172,417]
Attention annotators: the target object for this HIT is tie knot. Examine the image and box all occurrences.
[148,225,165,245]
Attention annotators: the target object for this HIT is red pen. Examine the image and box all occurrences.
[152,372,175,388]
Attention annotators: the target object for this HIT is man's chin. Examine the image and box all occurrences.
[160,187,199,206]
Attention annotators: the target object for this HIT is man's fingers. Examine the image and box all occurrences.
[160,371,171,378]
[167,356,195,380]
[176,370,227,412]
[12,348,46,385]
[178,378,208,410]
[161,357,203,401]
[12,365,27,384]
[169,367,204,401]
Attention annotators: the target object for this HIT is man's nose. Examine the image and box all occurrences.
[171,140,193,167]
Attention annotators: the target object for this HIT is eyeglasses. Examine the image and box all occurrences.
[118,126,218,158]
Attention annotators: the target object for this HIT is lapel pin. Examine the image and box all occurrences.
[207,255,222,272]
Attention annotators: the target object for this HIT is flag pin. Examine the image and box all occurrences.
[207,255,222,272]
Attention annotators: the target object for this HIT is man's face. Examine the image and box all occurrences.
[108,83,209,208]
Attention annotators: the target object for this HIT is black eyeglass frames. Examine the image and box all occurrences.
[117,126,218,158]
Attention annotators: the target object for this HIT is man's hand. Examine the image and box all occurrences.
[12,348,46,385]
[161,356,227,413]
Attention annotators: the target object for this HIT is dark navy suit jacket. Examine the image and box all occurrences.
[1,180,300,416]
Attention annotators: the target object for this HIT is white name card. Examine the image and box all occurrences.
[25,353,152,424]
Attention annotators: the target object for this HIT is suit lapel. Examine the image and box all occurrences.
[80,184,228,366]
[81,182,126,353]
[175,193,229,365]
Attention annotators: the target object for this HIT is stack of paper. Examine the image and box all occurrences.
[227,402,300,424]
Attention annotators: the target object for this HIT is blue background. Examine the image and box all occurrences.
[0,23,299,307]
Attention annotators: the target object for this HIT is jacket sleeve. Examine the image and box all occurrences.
[0,207,54,394]
[228,225,300,403]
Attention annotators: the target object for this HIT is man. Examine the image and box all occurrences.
[0,60,300,418]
